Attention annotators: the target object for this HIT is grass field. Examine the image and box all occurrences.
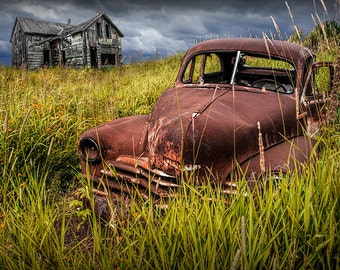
[0,34,339,268]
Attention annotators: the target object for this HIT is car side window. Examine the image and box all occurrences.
[311,66,332,95]
[204,53,222,74]
[303,61,333,98]
[182,55,202,83]
[182,53,222,84]
[182,58,195,83]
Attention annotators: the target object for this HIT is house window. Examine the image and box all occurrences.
[101,54,116,65]
[96,22,102,37]
[105,24,111,38]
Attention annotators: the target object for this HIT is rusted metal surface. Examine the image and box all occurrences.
[78,37,336,204]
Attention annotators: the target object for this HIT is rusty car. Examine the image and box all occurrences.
[79,37,335,206]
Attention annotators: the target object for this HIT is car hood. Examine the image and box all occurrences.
[147,85,299,178]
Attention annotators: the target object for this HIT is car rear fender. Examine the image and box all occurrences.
[239,136,315,180]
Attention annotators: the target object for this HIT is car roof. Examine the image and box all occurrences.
[182,37,313,67]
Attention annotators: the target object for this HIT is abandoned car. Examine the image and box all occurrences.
[79,37,335,203]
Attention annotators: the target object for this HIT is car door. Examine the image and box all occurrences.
[300,61,336,136]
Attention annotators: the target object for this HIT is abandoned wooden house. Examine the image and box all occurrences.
[10,12,124,69]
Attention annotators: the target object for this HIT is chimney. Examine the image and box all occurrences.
[67,18,71,25]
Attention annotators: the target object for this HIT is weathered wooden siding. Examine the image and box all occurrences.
[11,24,26,67]
[93,17,121,68]
[26,35,51,68]
[62,16,123,68]
[65,32,84,68]
[71,18,123,68]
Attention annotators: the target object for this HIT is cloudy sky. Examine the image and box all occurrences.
[0,0,338,65]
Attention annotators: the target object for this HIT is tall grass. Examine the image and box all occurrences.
[0,19,339,270]
[0,55,182,268]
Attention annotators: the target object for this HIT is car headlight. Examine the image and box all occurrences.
[79,137,101,163]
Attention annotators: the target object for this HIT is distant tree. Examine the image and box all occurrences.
[303,20,340,52]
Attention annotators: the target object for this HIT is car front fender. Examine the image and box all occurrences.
[79,115,149,174]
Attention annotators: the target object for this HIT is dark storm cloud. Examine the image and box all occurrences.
[0,0,338,65]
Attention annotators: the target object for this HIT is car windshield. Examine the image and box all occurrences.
[181,51,296,94]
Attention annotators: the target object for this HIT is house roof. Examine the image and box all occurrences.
[10,17,70,41]
[10,12,124,43]
[63,12,124,37]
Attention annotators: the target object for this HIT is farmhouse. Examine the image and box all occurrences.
[10,12,124,69]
